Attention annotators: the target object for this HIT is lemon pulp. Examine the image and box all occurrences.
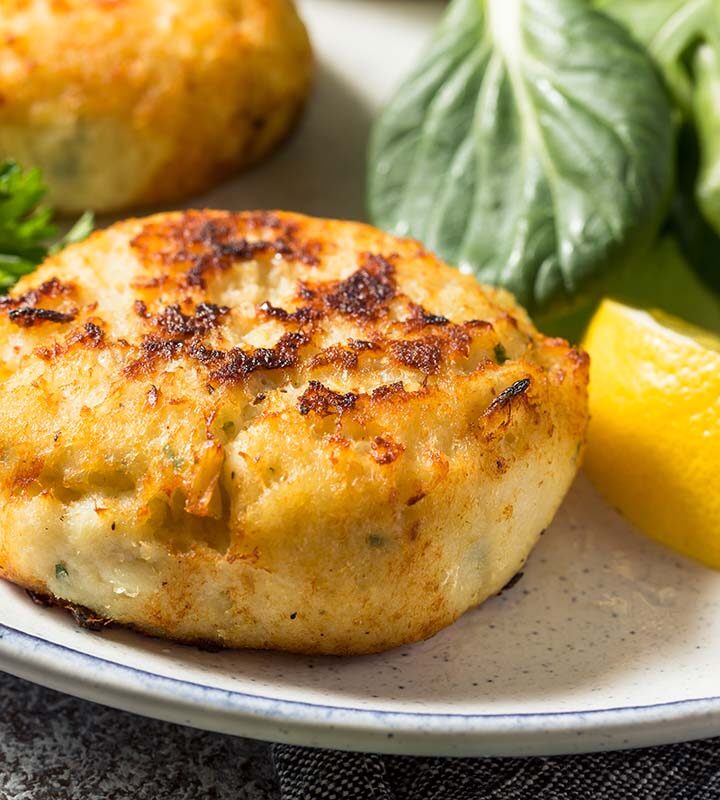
[582,300,720,568]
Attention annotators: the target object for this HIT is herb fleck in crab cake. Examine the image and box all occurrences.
[0,211,588,654]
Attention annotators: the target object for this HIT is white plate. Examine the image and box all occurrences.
[2,476,720,756]
[2,0,720,758]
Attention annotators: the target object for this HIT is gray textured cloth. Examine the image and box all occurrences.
[2,670,720,799]
[272,742,720,799]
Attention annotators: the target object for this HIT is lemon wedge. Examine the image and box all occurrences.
[582,299,720,568]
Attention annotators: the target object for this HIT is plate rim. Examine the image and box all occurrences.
[2,618,720,756]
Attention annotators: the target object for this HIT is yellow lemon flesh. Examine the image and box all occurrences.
[583,299,720,568]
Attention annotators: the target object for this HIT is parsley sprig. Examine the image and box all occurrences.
[0,160,94,291]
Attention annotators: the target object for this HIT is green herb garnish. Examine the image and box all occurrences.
[0,160,94,292]
[55,562,69,579]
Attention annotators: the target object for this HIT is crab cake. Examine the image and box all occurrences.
[0,1,312,214]
[0,211,588,654]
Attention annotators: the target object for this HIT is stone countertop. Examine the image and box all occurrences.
[0,671,278,799]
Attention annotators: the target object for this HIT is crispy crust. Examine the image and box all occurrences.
[0,211,589,654]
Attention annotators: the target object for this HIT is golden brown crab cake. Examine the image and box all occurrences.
[0,211,588,654]
[0,0,312,213]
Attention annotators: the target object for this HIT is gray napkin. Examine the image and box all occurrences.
[272,740,720,799]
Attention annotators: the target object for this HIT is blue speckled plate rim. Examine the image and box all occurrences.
[2,617,720,755]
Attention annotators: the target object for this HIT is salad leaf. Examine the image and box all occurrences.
[368,0,674,315]
[692,41,720,233]
[667,122,720,295]
[598,0,720,240]
[540,235,720,340]
[0,160,93,291]
[595,0,716,114]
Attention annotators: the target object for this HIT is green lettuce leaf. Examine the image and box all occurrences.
[598,0,720,246]
[595,0,716,113]
[540,235,720,341]
[368,0,674,316]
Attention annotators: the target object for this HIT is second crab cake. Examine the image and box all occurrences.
[0,1,313,213]
[0,211,588,654]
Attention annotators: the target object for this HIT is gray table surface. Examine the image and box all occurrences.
[0,671,278,799]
